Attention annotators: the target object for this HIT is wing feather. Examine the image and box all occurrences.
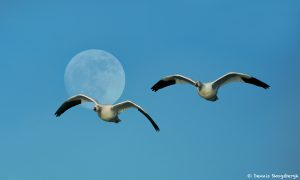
[212,72,270,89]
[151,74,196,92]
[112,101,160,132]
[55,94,99,117]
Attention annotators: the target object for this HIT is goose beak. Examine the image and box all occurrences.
[93,107,96,111]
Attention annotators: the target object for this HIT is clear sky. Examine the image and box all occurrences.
[0,0,299,179]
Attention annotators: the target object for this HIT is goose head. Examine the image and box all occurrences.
[195,81,203,88]
[93,105,101,112]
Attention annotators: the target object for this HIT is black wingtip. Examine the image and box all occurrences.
[151,79,176,92]
[138,109,160,132]
[54,111,61,117]
[264,85,271,89]
[151,82,160,92]
[151,87,158,92]
[54,100,81,118]
[54,112,60,117]
[150,120,160,132]
[153,123,160,132]
[242,77,270,89]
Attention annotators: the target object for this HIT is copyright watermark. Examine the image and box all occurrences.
[247,173,299,179]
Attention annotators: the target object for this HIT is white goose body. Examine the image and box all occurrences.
[151,72,270,102]
[197,83,217,100]
[55,94,160,132]
[99,105,117,121]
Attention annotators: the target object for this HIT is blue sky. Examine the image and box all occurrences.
[0,0,300,179]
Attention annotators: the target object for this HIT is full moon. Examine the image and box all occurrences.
[64,49,125,108]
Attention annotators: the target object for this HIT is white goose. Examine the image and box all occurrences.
[55,94,160,132]
[151,72,270,101]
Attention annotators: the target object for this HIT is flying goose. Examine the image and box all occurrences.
[55,94,160,132]
[151,72,270,101]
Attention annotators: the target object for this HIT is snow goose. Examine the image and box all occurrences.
[151,72,270,101]
[55,94,160,132]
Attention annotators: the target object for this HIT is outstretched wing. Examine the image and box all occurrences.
[55,94,99,117]
[151,74,196,92]
[112,101,160,132]
[212,72,270,89]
